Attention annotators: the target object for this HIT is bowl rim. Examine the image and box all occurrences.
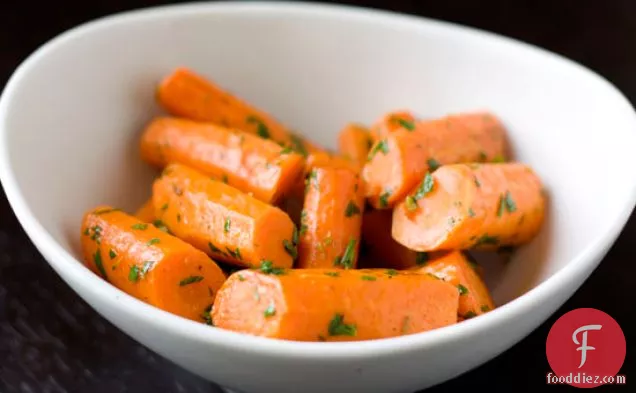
[2,1,636,359]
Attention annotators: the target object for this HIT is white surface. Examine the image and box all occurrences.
[1,2,636,393]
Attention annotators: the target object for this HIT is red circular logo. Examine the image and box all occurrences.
[546,308,626,388]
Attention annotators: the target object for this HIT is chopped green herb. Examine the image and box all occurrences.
[108,249,117,260]
[334,238,357,269]
[147,238,160,246]
[427,158,441,171]
[292,227,299,245]
[395,118,415,131]
[361,275,377,281]
[367,139,389,161]
[415,252,429,266]
[208,242,222,254]
[324,272,340,277]
[480,305,491,312]
[129,265,140,283]
[465,253,479,270]
[497,195,506,217]
[160,203,169,211]
[492,155,505,163]
[152,219,170,233]
[221,174,229,184]
[93,250,107,279]
[305,169,318,192]
[176,214,181,223]
[468,208,476,217]
[201,304,214,326]
[93,208,120,215]
[405,196,418,212]
[247,115,270,139]
[289,134,309,157]
[299,223,308,236]
[318,335,327,342]
[401,315,411,334]
[378,190,391,208]
[283,239,297,259]
[427,273,441,280]
[280,146,294,154]
[503,191,517,213]
[463,311,477,319]
[366,136,374,150]
[259,260,286,275]
[83,228,90,236]
[89,225,103,244]
[179,276,204,286]
[457,284,469,296]
[344,201,361,217]
[238,274,246,282]
[226,247,242,260]
[224,218,231,233]
[263,303,276,318]
[328,313,357,337]
[474,176,481,188]
[386,269,398,277]
[131,223,148,230]
[413,172,434,200]
[478,151,487,161]
[475,234,499,247]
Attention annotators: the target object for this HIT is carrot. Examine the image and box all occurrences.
[363,112,509,209]
[369,110,418,140]
[392,163,545,251]
[153,163,297,269]
[337,123,373,168]
[80,206,225,322]
[156,67,324,155]
[358,209,432,270]
[411,251,495,319]
[297,165,364,269]
[212,268,458,341]
[135,199,156,222]
[140,117,305,204]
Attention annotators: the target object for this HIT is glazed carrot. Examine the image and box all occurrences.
[411,251,495,319]
[392,163,545,251]
[363,112,509,209]
[135,199,156,222]
[80,206,225,322]
[369,110,418,140]
[297,165,364,269]
[359,209,432,270]
[156,67,324,155]
[140,117,305,204]
[212,268,458,341]
[153,164,297,269]
[337,123,373,168]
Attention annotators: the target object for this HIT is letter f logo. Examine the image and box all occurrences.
[572,324,602,368]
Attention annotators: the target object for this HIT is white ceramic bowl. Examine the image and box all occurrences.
[2,2,636,393]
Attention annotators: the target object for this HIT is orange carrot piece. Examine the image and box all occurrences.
[411,251,495,319]
[135,199,156,223]
[297,165,364,269]
[212,268,458,341]
[358,209,432,270]
[337,123,373,168]
[80,206,225,322]
[153,164,297,269]
[392,163,545,251]
[156,67,324,155]
[140,117,305,204]
[369,110,418,140]
[363,112,509,209]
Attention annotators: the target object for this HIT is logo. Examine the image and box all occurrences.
[546,308,626,388]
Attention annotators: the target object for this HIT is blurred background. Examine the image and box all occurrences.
[0,1,633,392]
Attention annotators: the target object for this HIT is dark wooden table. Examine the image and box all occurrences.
[0,1,633,392]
